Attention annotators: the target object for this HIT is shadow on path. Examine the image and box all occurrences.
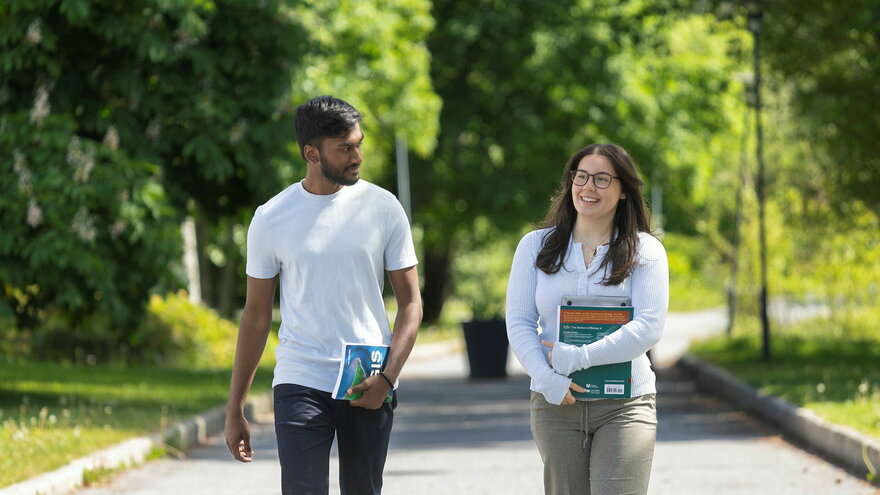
[391,375,533,449]
[655,366,770,443]
[392,366,773,450]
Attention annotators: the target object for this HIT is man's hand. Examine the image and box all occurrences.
[348,374,392,409]
[224,275,274,463]
[225,411,254,462]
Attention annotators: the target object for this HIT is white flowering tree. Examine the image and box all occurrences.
[2,0,305,213]
[0,112,182,356]
[0,0,307,358]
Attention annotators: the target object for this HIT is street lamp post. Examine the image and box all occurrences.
[748,2,771,360]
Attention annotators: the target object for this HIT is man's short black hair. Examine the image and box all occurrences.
[294,95,363,160]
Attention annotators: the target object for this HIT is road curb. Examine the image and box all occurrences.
[0,391,274,495]
[678,354,880,479]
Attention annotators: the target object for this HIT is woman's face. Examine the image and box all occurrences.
[570,154,626,223]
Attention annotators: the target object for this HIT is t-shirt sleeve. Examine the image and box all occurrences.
[384,199,418,271]
[245,207,280,279]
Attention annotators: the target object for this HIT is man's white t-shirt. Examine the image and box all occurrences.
[245,179,418,392]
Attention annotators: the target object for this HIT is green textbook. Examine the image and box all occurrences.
[558,305,634,399]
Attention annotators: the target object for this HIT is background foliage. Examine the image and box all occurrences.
[755,0,880,213]
[412,0,749,322]
[0,0,877,368]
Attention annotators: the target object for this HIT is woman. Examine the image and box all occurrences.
[506,143,668,495]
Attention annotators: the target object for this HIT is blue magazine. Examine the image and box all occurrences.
[331,343,393,402]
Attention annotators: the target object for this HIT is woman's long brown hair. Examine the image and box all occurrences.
[535,143,652,285]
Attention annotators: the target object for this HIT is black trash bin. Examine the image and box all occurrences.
[462,319,508,379]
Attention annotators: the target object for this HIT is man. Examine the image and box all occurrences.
[224,95,422,495]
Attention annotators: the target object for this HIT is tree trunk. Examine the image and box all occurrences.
[422,242,454,325]
[195,205,214,308]
[181,215,202,304]
[218,225,238,318]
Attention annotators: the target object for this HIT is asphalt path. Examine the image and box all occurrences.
[75,311,879,495]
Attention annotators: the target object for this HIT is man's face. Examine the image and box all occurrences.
[316,123,364,186]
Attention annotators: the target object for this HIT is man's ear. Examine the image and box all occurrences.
[304,144,320,164]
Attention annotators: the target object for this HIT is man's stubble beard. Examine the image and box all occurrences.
[320,157,360,186]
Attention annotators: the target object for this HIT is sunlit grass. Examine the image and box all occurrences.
[0,361,273,488]
[690,309,880,440]
[669,275,726,312]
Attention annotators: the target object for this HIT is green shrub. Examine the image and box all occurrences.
[3,291,277,368]
[139,291,277,368]
[13,292,235,366]
[136,291,237,368]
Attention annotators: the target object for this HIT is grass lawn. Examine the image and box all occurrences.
[689,310,880,441]
[0,361,273,488]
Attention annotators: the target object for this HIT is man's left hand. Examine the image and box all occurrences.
[348,374,391,409]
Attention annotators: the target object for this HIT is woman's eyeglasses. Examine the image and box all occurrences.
[570,170,618,189]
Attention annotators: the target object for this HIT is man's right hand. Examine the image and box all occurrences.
[225,412,254,462]
[225,276,275,463]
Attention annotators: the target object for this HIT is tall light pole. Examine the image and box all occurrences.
[748,1,771,360]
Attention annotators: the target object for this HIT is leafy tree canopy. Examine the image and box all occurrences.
[414,0,746,320]
[285,0,440,188]
[762,0,880,213]
[707,0,880,215]
[0,0,306,345]
[1,0,306,220]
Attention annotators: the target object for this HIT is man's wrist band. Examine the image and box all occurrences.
[378,371,394,389]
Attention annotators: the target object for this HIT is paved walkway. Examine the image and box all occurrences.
[76,311,879,495]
